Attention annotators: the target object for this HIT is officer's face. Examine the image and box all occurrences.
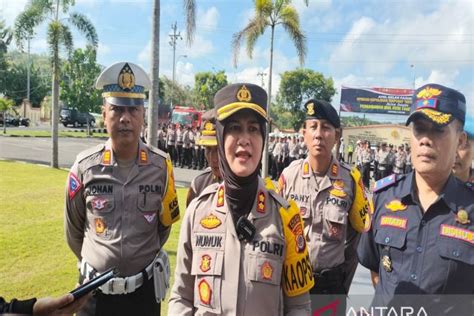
[224,111,263,177]
[103,102,144,148]
[453,137,473,178]
[411,118,465,177]
[205,146,221,178]
[303,119,339,160]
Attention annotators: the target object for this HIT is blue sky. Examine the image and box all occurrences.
[2,0,473,121]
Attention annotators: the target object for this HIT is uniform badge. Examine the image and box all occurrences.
[217,186,224,207]
[329,223,343,239]
[456,210,470,225]
[200,254,212,273]
[331,163,338,176]
[95,218,106,234]
[385,199,407,212]
[68,172,82,200]
[200,214,222,229]
[306,102,315,115]
[139,149,148,164]
[102,150,112,165]
[261,261,273,280]
[143,212,157,223]
[440,224,474,244]
[236,85,252,102]
[303,162,310,175]
[92,197,107,211]
[382,255,392,272]
[330,180,347,198]
[380,215,407,230]
[257,191,265,213]
[288,214,306,253]
[198,279,212,305]
[117,63,136,90]
[299,206,307,217]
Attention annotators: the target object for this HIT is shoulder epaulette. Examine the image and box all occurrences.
[196,182,219,201]
[76,144,105,163]
[147,145,169,160]
[373,174,405,193]
[268,188,289,209]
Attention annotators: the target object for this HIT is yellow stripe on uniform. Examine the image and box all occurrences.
[160,158,180,226]
[102,91,146,99]
[349,167,372,232]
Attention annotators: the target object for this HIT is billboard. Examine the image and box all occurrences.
[340,86,414,115]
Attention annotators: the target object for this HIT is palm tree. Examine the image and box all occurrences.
[14,0,98,168]
[232,0,307,178]
[183,0,196,45]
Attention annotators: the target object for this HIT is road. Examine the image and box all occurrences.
[0,134,375,299]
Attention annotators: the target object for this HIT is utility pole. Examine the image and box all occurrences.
[410,64,416,89]
[257,71,267,87]
[169,22,182,107]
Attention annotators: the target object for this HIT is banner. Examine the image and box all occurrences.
[340,86,414,115]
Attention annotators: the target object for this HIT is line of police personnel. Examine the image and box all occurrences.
[55,59,473,316]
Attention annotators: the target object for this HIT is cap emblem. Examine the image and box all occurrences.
[236,85,252,102]
[307,102,315,115]
[416,86,442,99]
[204,121,213,131]
[118,63,135,90]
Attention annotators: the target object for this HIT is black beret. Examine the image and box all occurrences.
[304,99,340,128]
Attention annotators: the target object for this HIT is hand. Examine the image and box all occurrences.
[33,292,91,316]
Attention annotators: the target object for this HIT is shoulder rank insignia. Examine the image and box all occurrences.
[373,174,402,193]
[257,191,265,213]
[139,149,148,164]
[331,163,338,176]
[303,162,310,176]
[455,209,470,225]
[385,199,407,212]
[200,214,222,229]
[217,186,224,207]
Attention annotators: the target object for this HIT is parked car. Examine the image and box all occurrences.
[60,108,95,127]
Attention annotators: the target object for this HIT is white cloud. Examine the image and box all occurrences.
[98,43,111,57]
[0,0,28,26]
[198,6,219,31]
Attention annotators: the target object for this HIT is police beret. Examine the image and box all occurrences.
[198,109,217,147]
[406,83,466,127]
[304,99,340,128]
[214,83,267,121]
[96,62,151,106]
[465,114,474,139]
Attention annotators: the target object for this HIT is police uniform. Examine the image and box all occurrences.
[358,84,474,314]
[169,83,313,315]
[392,149,406,175]
[278,100,371,302]
[65,62,180,316]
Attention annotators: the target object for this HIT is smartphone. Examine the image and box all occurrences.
[70,267,117,299]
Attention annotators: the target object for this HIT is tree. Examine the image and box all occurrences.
[0,19,13,94]
[276,68,336,131]
[194,71,228,109]
[232,0,307,177]
[162,76,193,107]
[0,97,15,134]
[15,0,98,168]
[60,46,102,113]
[183,0,196,45]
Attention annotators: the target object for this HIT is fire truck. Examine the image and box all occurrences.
[170,106,204,128]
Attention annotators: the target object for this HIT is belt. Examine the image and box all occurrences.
[80,259,154,295]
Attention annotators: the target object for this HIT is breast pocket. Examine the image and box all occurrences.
[323,199,349,241]
[374,228,407,283]
[86,195,115,240]
[137,192,162,227]
[191,250,224,314]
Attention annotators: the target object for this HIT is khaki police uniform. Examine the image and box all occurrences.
[169,179,313,315]
[278,157,370,293]
[186,167,220,208]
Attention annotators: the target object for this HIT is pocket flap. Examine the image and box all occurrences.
[374,228,407,249]
[248,255,282,285]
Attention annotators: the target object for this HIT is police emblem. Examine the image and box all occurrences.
[95,218,106,234]
[198,279,212,305]
[257,191,265,213]
[416,86,442,100]
[217,186,224,207]
[306,102,315,115]
[236,85,252,102]
[456,210,470,225]
[288,214,306,253]
[204,121,214,131]
[200,254,212,272]
[385,199,407,212]
[200,214,222,229]
[117,63,135,90]
[92,197,107,211]
[330,179,347,198]
[68,172,82,200]
[261,261,273,280]
[382,255,392,272]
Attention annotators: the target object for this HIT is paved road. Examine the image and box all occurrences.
[0,134,375,298]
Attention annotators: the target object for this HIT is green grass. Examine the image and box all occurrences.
[1,130,109,138]
[0,161,185,314]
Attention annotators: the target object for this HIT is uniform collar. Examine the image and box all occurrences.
[101,138,150,166]
[301,155,341,179]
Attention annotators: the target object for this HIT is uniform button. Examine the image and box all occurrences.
[416,246,423,253]
[421,220,427,226]
[452,250,460,257]
[410,273,417,280]
[384,237,390,244]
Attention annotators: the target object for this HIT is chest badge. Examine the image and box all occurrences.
[198,279,212,305]
[92,197,107,211]
[456,210,470,225]
[330,179,347,198]
[382,255,392,272]
[200,214,222,229]
[95,218,106,234]
[385,199,407,212]
[200,254,212,273]
[261,261,273,280]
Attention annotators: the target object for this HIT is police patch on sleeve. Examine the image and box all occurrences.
[348,167,372,232]
[279,199,314,297]
[160,158,180,226]
[68,172,82,200]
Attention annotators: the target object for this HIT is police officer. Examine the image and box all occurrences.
[358,83,474,314]
[65,62,180,316]
[169,83,314,315]
[277,99,371,314]
[185,110,222,207]
[376,143,390,180]
[360,140,372,189]
[392,145,407,175]
[453,114,474,184]
[166,123,176,164]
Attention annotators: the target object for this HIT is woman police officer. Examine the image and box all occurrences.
[169,83,314,315]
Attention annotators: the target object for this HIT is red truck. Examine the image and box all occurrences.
[170,106,204,128]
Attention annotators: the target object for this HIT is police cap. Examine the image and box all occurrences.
[198,109,217,147]
[406,83,466,127]
[214,83,267,121]
[304,99,340,128]
[96,62,151,106]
